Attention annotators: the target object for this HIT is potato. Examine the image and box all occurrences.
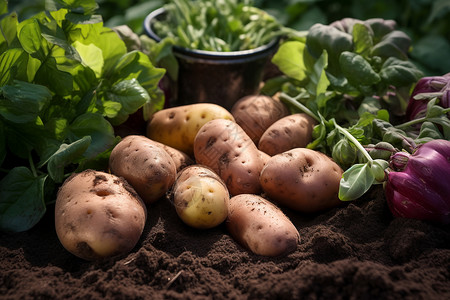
[231,95,290,144]
[226,194,300,257]
[171,165,229,229]
[259,149,271,166]
[146,103,235,156]
[260,148,344,213]
[55,169,147,261]
[258,113,318,156]
[109,135,177,204]
[193,119,266,196]
[151,140,194,173]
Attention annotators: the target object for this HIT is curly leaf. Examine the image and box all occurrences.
[306,23,353,76]
[379,57,423,87]
[364,19,396,42]
[339,51,380,87]
[371,30,411,60]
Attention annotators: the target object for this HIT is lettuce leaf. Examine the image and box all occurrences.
[0,0,165,232]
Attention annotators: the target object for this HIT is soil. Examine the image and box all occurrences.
[1,186,449,300]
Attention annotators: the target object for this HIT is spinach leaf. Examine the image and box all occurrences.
[0,167,47,232]
[47,136,91,183]
[0,80,52,123]
[339,51,380,88]
[0,0,165,232]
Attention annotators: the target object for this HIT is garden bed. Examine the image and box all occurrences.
[1,186,449,299]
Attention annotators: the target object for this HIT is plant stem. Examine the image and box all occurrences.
[279,92,320,122]
[395,107,450,130]
[28,153,37,178]
[394,117,426,130]
[331,119,374,163]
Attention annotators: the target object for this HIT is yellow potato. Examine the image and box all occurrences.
[55,169,147,261]
[171,165,229,229]
[146,103,235,156]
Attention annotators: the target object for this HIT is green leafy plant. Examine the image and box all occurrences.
[265,17,449,202]
[256,0,450,76]
[150,0,292,52]
[0,0,165,232]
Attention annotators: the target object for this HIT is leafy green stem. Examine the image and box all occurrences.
[28,153,37,178]
[394,107,450,130]
[279,92,320,122]
[331,119,374,164]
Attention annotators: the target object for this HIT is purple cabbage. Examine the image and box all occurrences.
[406,73,450,120]
[385,139,450,224]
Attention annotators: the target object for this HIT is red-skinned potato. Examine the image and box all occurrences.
[260,148,343,213]
[55,169,147,261]
[171,165,229,229]
[193,119,266,196]
[147,103,235,156]
[258,113,318,156]
[109,135,177,204]
[226,194,300,257]
[258,150,271,166]
[231,95,290,144]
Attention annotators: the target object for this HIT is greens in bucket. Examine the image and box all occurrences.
[149,0,292,52]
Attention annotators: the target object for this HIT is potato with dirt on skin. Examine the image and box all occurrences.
[109,135,177,204]
[147,103,235,156]
[258,113,318,156]
[226,194,300,257]
[194,118,266,196]
[260,148,344,213]
[231,94,290,144]
[55,169,147,261]
[172,165,229,229]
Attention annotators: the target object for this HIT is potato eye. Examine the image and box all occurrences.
[95,189,112,197]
